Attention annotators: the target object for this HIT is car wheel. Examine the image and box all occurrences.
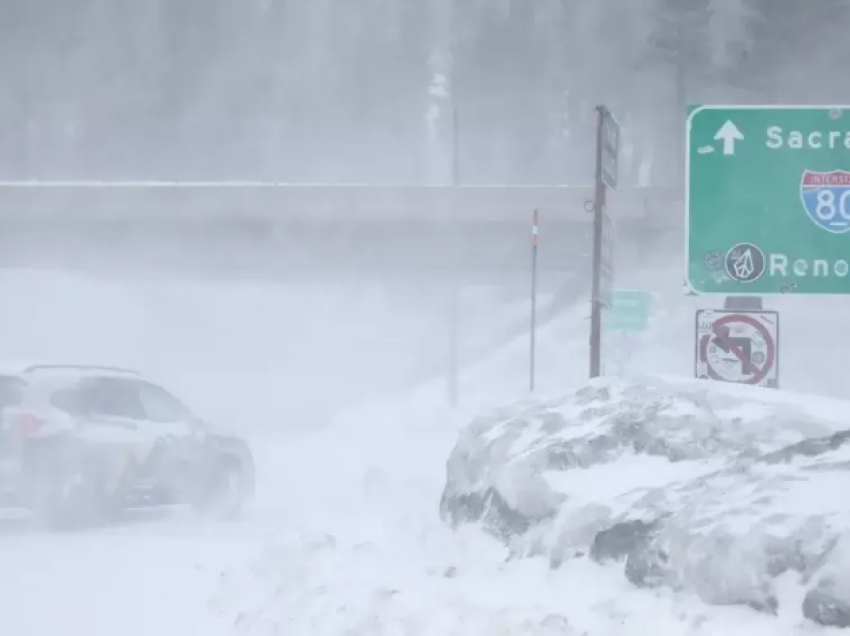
[29,462,107,530]
[192,460,246,520]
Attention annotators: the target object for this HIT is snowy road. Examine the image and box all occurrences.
[0,412,441,636]
[0,524,253,636]
[0,481,286,636]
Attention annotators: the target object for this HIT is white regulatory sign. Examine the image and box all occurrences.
[694,309,779,388]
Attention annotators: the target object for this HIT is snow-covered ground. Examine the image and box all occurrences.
[0,519,256,636]
[210,378,850,635]
[1,268,849,636]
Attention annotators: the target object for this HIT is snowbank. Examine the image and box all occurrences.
[210,523,842,636]
[212,345,850,634]
[440,375,850,626]
[210,528,585,636]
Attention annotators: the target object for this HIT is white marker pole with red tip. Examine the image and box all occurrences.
[530,209,539,392]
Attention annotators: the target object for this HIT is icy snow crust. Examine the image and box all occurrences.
[440,375,850,626]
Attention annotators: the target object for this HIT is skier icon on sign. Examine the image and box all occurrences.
[724,242,766,283]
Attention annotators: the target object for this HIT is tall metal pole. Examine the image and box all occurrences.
[675,20,687,189]
[589,106,607,379]
[448,105,460,406]
[529,208,539,392]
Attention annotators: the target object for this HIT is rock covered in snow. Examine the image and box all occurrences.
[440,376,835,540]
[440,375,850,626]
[803,533,850,629]
[613,427,850,625]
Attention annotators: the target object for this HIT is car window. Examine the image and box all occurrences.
[50,378,147,420]
[0,375,26,409]
[136,382,194,424]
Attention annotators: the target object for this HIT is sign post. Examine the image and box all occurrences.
[589,105,620,378]
[686,105,850,295]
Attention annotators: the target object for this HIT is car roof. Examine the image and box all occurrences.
[0,361,141,381]
[23,364,140,377]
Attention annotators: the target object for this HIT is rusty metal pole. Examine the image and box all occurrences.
[589,106,608,379]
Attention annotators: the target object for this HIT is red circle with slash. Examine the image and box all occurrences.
[699,313,775,385]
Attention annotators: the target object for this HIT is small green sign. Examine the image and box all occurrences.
[604,289,650,332]
[687,105,850,295]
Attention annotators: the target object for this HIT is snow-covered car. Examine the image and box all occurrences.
[0,364,254,528]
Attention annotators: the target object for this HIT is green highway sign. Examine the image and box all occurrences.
[686,105,850,295]
[604,289,650,332]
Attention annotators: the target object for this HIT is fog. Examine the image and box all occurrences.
[3,0,849,183]
[0,0,849,425]
[3,4,850,636]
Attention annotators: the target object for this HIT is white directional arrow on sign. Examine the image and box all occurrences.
[714,120,744,156]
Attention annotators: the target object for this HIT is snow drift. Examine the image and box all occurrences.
[440,375,850,627]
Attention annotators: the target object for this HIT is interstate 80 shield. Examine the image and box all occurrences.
[800,170,850,234]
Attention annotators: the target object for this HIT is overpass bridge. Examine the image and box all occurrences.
[0,183,682,285]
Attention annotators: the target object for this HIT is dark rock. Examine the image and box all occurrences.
[624,543,668,588]
[591,519,660,563]
[761,429,850,465]
[439,487,539,541]
[745,594,779,616]
[803,584,850,628]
